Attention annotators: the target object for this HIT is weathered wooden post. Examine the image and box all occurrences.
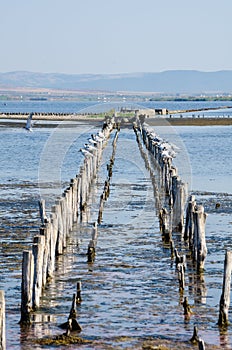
[55,199,64,255]
[182,296,191,318]
[193,205,207,271]
[198,338,205,350]
[32,235,45,309]
[87,240,95,263]
[184,195,196,245]
[178,263,185,291]
[76,281,82,304]
[0,291,6,350]
[38,199,47,225]
[218,250,232,327]
[97,194,104,224]
[172,176,188,232]
[59,294,82,332]
[20,250,34,324]
[91,222,98,244]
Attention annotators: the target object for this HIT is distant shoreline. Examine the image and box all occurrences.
[147,117,232,126]
[0,113,232,127]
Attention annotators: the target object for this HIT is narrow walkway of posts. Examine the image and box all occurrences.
[133,116,208,347]
[20,118,116,324]
[134,116,208,272]
[87,124,120,263]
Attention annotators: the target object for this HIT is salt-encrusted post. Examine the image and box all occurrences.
[172,176,187,232]
[0,290,6,350]
[20,250,34,324]
[218,250,232,327]
[32,235,45,309]
[193,205,207,271]
[184,195,196,246]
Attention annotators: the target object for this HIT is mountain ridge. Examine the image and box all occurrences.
[1,70,232,94]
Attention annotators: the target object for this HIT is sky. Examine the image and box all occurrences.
[1,0,232,75]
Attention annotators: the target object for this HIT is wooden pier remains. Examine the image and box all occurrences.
[8,111,230,348]
[133,117,208,273]
[20,117,115,323]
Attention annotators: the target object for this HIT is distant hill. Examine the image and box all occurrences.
[1,70,232,94]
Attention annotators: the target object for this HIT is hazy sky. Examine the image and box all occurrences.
[1,0,231,74]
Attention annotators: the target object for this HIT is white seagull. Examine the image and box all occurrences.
[79,148,94,158]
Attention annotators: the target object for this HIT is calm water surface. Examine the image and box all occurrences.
[0,102,232,349]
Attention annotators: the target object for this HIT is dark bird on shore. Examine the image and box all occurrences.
[24,112,33,131]
[215,203,220,209]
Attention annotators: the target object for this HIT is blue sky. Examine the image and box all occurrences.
[1,0,231,74]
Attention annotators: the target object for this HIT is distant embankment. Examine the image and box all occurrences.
[0,112,232,126]
[169,105,232,115]
[148,117,232,126]
[0,112,105,121]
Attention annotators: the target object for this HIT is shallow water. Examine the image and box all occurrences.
[0,122,232,349]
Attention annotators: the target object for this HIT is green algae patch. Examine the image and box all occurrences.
[34,334,91,347]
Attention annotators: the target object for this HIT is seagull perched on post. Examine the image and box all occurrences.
[79,148,94,158]
[84,143,97,152]
[24,112,34,132]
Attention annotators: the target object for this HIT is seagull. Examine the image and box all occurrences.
[88,138,98,145]
[79,148,94,158]
[97,131,105,138]
[84,143,97,151]
[91,134,105,143]
[24,112,34,132]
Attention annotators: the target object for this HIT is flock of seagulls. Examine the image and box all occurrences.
[144,124,177,161]
[79,131,106,158]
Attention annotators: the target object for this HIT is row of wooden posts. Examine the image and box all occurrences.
[134,118,208,271]
[134,116,232,333]
[20,118,116,325]
[87,124,120,263]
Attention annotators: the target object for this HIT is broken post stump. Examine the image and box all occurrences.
[182,296,191,318]
[59,293,82,332]
[76,281,82,304]
[87,240,95,263]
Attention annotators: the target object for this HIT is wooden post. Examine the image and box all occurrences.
[0,291,6,350]
[198,338,205,350]
[76,281,82,304]
[193,205,207,271]
[59,293,82,332]
[190,325,199,343]
[184,195,196,246]
[91,222,98,245]
[20,250,34,324]
[182,296,191,317]
[38,199,47,225]
[172,177,187,232]
[178,263,185,291]
[218,250,232,327]
[87,240,95,263]
[32,236,45,309]
[55,199,64,255]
